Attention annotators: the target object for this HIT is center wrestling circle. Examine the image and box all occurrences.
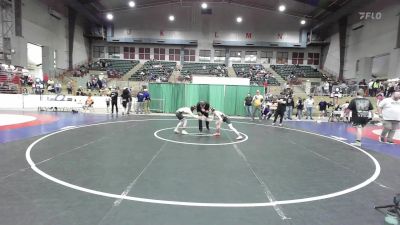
[154,126,249,145]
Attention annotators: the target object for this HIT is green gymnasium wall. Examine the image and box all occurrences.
[149,83,263,116]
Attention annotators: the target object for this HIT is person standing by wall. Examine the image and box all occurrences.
[136,90,145,114]
[285,94,294,120]
[110,88,119,115]
[348,89,374,147]
[296,97,304,120]
[105,94,111,113]
[121,87,132,115]
[251,90,264,121]
[143,89,151,114]
[378,92,400,144]
[67,82,72,95]
[243,93,253,117]
[304,96,315,120]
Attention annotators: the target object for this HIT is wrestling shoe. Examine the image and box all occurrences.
[174,129,180,134]
[379,137,385,143]
[279,124,283,127]
[181,130,188,135]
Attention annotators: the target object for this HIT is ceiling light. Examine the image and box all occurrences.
[236,17,242,23]
[128,1,135,7]
[300,19,306,25]
[169,15,175,21]
[278,4,286,12]
[106,13,113,20]
[201,2,208,9]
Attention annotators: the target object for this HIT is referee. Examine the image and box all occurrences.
[196,100,210,132]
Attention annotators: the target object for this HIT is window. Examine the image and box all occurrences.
[108,46,120,59]
[184,49,196,62]
[169,49,180,61]
[93,46,105,58]
[229,50,242,63]
[292,52,304,65]
[154,48,165,61]
[214,50,226,63]
[245,51,257,63]
[260,51,273,64]
[277,52,288,64]
[139,48,150,60]
[307,53,320,65]
[123,47,135,59]
[199,50,211,62]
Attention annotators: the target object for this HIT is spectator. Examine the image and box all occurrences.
[121,87,132,115]
[86,80,91,91]
[371,80,380,97]
[324,81,330,95]
[251,90,264,121]
[143,89,151,114]
[105,94,111,113]
[285,95,294,120]
[318,100,328,118]
[348,89,374,147]
[296,97,304,120]
[304,96,315,120]
[110,88,119,115]
[136,90,145,114]
[266,98,278,120]
[67,82,72,95]
[85,93,94,109]
[76,86,84,96]
[243,93,253,117]
[378,91,400,144]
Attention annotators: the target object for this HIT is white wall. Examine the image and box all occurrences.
[322,0,400,80]
[112,3,303,49]
[11,0,89,71]
[92,40,321,66]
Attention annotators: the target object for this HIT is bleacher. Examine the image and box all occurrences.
[181,63,227,77]
[232,64,280,86]
[270,65,323,80]
[88,59,139,78]
[129,60,176,82]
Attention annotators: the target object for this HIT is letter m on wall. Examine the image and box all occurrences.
[246,32,252,39]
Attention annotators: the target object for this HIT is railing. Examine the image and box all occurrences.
[310,84,363,97]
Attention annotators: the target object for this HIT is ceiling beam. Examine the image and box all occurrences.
[312,0,375,31]
[66,0,105,25]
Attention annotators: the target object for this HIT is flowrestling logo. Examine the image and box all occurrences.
[359,12,382,20]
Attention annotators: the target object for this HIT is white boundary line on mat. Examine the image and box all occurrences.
[25,119,381,207]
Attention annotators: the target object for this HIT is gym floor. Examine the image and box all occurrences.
[0,111,399,225]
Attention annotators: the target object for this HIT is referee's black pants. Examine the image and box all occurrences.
[111,101,118,114]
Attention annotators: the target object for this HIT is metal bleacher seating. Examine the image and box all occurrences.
[270,65,323,80]
[232,64,280,86]
[129,61,176,82]
[181,62,227,77]
[90,59,139,77]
